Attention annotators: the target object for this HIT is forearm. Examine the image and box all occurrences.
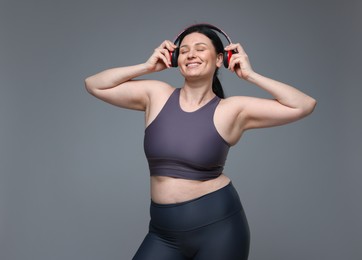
[84,63,150,92]
[246,71,317,113]
[85,40,175,93]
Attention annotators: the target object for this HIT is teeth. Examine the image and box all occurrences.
[187,63,200,67]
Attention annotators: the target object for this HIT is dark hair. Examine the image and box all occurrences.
[177,25,225,98]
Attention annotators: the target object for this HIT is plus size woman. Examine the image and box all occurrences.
[85,24,316,260]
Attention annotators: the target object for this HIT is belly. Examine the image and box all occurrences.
[150,174,231,204]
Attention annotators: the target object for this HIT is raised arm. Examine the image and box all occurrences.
[225,43,317,130]
[84,40,177,111]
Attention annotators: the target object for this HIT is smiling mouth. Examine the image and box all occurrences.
[186,62,201,68]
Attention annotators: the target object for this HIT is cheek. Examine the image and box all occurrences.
[178,54,186,63]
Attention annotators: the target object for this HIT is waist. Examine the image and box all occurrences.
[151,174,230,204]
[150,181,242,231]
[147,157,225,181]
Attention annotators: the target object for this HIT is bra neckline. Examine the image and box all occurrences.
[177,88,218,114]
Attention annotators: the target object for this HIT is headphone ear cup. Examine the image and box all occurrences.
[171,47,179,67]
[223,50,233,68]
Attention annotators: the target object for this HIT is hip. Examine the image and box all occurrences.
[150,181,246,231]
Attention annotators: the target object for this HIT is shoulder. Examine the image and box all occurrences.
[216,95,258,134]
[136,79,173,93]
[145,80,175,100]
[218,95,250,112]
[131,79,175,102]
[144,82,176,127]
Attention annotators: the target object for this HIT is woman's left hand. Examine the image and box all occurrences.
[225,43,254,80]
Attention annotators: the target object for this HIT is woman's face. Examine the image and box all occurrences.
[178,32,223,79]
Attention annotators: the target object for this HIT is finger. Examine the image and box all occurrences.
[224,43,238,51]
[158,48,172,67]
[228,54,240,71]
[151,48,168,67]
[160,40,177,51]
[161,48,172,60]
[225,43,245,54]
[165,40,177,50]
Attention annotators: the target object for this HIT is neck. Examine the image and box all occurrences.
[181,78,215,105]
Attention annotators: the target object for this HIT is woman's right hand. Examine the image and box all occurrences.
[144,40,177,72]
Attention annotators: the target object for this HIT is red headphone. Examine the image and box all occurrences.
[170,23,235,68]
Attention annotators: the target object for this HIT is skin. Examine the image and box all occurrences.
[85,32,317,204]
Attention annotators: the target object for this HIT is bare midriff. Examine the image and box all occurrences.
[150,174,231,204]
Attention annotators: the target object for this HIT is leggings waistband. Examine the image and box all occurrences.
[150,182,243,231]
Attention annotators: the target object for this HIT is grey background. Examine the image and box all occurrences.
[1,0,361,259]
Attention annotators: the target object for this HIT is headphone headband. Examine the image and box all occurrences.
[173,23,232,45]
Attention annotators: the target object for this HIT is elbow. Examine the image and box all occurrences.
[301,97,317,117]
[307,97,317,114]
[84,76,95,94]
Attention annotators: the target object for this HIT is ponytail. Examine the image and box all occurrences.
[212,69,225,99]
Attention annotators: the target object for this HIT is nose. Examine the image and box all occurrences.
[187,48,196,59]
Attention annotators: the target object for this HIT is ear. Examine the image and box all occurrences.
[216,53,223,68]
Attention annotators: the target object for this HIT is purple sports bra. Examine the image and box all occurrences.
[144,88,230,181]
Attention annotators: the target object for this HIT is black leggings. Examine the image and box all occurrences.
[133,182,250,260]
